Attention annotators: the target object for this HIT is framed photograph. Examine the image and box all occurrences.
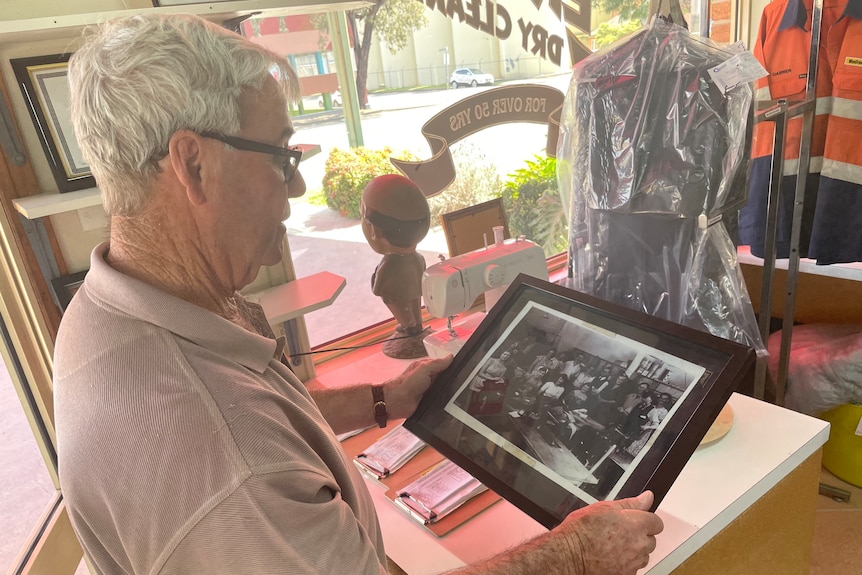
[11,54,94,193]
[51,270,87,312]
[404,275,755,529]
[441,198,510,257]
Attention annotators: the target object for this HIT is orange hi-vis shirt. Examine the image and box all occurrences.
[821,7,862,185]
[809,0,862,263]
[741,0,862,263]
[750,0,849,173]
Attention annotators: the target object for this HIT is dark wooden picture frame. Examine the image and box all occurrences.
[11,53,95,193]
[405,275,755,529]
[441,198,510,257]
[51,270,87,312]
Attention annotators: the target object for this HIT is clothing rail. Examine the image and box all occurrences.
[751,0,823,406]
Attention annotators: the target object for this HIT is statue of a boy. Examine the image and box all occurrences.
[361,174,431,358]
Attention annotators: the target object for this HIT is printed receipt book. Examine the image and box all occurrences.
[393,460,488,525]
[354,424,425,479]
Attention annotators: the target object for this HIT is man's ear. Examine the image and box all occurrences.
[167,131,206,206]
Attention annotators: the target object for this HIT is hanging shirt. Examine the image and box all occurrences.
[739,0,846,259]
[741,0,862,263]
[808,0,862,262]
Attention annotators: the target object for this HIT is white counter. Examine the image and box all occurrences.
[314,346,829,574]
[359,393,828,574]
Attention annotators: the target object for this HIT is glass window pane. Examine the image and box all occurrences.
[289,85,566,348]
[292,53,321,78]
[0,362,56,570]
[590,0,703,46]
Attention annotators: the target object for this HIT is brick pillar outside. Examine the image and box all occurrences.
[710,0,733,43]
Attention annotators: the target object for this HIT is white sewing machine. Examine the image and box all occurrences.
[421,236,548,358]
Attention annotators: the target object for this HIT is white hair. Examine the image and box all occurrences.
[69,13,299,216]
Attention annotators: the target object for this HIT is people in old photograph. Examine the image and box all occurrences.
[624,392,673,456]
[470,350,509,390]
[455,347,524,417]
[445,302,705,502]
[528,348,561,376]
[521,372,570,422]
[620,385,655,439]
[559,351,588,381]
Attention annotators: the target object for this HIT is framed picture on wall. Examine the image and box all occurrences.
[11,53,95,193]
[404,275,755,529]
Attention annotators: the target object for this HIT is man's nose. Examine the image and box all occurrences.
[289,168,306,199]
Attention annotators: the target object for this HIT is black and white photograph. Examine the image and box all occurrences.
[446,300,707,503]
[406,275,755,528]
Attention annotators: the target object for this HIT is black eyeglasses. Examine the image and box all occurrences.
[199,131,302,182]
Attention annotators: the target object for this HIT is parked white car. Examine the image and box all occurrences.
[318,90,342,108]
[449,68,494,88]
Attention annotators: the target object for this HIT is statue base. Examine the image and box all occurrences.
[382,328,429,359]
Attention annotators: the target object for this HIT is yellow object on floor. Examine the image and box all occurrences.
[819,403,862,488]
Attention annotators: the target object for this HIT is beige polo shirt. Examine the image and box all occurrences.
[54,243,386,574]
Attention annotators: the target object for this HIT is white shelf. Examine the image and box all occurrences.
[738,245,862,282]
[0,0,371,44]
[11,144,320,220]
[248,270,346,324]
[12,187,102,219]
[357,393,829,575]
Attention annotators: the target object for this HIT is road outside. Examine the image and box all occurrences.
[287,76,571,347]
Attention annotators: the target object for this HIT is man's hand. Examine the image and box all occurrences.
[450,490,663,575]
[556,491,664,575]
[386,355,453,420]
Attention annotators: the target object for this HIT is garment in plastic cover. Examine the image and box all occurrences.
[767,324,862,416]
[556,18,765,355]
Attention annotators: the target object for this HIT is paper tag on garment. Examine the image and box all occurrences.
[708,50,768,94]
[726,41,748,54]
[855,414,862,437]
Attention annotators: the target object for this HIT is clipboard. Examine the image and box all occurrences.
[384,462,502,536]
[340,421,445,487]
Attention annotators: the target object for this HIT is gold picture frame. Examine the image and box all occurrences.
[11,53,94,193]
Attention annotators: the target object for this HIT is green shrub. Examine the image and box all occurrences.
[428,143,503,224]
[322,147,417,219]
[501,155,568,257]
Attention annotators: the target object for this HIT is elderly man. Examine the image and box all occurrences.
[53,13,662,575]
